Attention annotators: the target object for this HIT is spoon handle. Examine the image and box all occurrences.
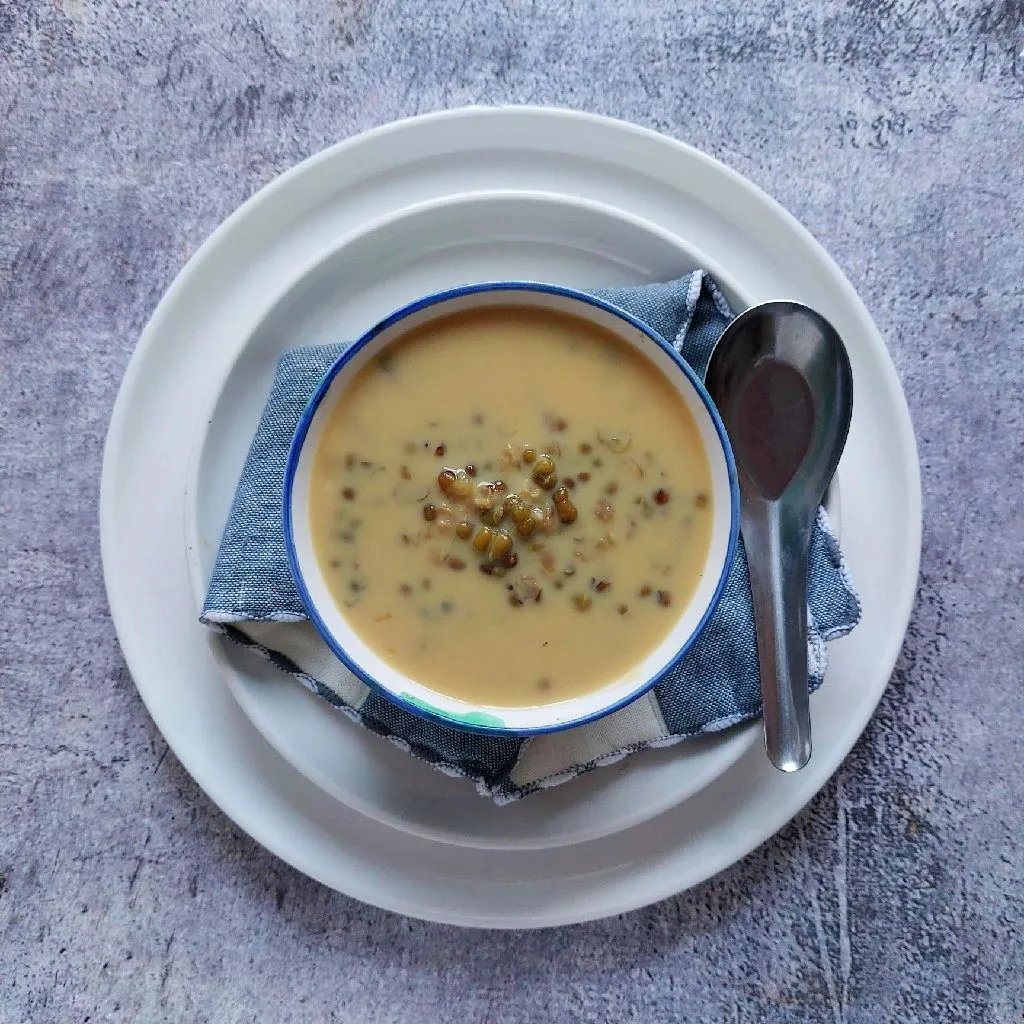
[742,502,812,772]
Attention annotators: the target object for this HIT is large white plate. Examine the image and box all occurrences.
[183,189,763,850]
[102,107,921,927]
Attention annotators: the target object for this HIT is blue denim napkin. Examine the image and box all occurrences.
[200,273,860,803]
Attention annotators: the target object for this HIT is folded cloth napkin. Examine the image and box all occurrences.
[201,272,861,804]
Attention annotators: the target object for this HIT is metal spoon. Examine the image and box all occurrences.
[706,302,853,772]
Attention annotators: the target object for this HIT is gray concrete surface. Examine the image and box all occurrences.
[2,0,1022,1020]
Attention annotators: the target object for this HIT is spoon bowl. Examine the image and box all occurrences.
[706,301,853,771]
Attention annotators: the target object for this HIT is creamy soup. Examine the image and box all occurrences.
[308,305,713,707]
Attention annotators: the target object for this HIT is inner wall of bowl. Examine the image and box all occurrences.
[290,286,735,731]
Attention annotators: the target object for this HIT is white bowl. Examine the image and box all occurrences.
[284,282,740,735]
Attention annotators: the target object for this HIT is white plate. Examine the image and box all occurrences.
[183,190,761,849]
[102,107,921,927]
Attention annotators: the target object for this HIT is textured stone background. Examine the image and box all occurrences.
[2,0,1022,1020]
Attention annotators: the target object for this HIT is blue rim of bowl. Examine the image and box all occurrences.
[283,281,741,736]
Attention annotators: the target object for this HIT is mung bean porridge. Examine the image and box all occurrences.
[308,305,713,707]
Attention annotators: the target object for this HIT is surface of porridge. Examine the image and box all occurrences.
[309,305,713,706]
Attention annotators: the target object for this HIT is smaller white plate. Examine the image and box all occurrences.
[186,191,762,849]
